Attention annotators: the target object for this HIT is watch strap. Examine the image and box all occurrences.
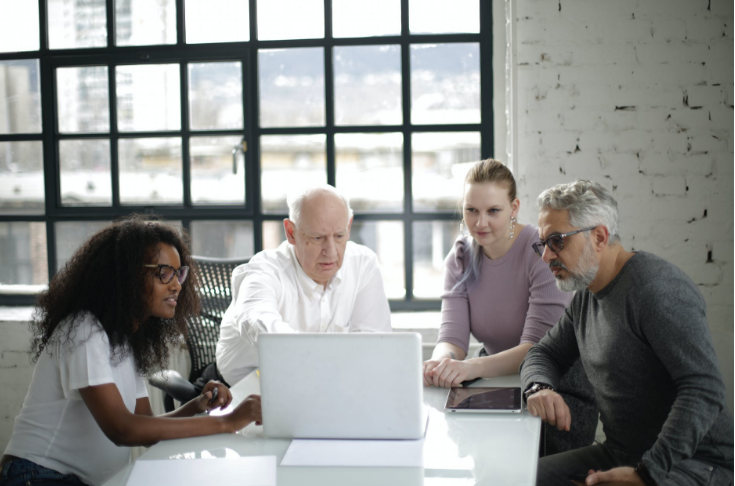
[635,461,658,486]
[523,382,555,403]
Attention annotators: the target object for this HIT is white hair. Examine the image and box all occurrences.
[537,180,620,245]
[287,184,353,227]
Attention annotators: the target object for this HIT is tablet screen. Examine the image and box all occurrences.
[445,387,522,412]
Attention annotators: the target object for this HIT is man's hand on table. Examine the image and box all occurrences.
[526,389,571,431]
[570,467,646,485]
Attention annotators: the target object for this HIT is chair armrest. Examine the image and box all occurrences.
[148,370,198,405]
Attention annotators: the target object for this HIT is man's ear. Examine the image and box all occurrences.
[347,216,353,234]
[592,225,609,251]
[284,219,297,244]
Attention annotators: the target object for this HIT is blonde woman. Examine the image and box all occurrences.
[423,159,596,454]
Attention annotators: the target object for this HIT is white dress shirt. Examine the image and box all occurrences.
[216,240,392,385]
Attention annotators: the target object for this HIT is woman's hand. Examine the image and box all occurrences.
[422,359,442,386]
[193,380,232,413]
[424,358,477,388]
[223,394,262,433]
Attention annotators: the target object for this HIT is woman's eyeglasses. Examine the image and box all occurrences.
[144,264,190,284]
[532,227,597,257]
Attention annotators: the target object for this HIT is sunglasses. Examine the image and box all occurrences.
[532,227,597,257]
[143,264,190,284]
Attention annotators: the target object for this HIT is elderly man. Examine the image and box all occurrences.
[216,185,392,385]
[521,180,733,486]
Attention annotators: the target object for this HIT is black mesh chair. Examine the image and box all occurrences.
[148,256,249,412]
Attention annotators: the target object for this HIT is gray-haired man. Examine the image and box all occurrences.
[216,184,392,385]
[521,180,733,486]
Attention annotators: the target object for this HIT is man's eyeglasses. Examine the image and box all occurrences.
[532,227,597,257]
[144,264,190,284]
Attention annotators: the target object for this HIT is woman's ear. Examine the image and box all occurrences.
[511,198,521,218]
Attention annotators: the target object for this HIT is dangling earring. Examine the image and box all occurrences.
[459,219,469,237]
[509,216,517,239]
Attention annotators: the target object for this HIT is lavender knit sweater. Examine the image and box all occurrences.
[438,224,572,355]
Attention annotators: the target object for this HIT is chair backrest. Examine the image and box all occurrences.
[186,256,249,380]
[194,256,250,323]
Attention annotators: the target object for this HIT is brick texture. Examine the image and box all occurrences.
[511,0,733,410]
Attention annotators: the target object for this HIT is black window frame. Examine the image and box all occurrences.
[0,0,494,310]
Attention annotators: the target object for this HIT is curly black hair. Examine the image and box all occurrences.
[31,214,201,376]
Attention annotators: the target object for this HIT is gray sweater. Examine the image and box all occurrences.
[521,251,733,482]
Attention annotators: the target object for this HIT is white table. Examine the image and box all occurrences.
[104,373,541,485]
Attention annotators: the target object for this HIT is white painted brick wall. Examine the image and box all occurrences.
[511,0,733,411]
[0,308,35,454]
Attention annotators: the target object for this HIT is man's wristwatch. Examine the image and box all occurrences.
[523,382,555,403]
[635,461,658,486]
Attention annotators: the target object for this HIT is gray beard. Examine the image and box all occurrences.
[553,242,599,292]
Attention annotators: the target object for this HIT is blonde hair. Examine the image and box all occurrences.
[464,158,517,201]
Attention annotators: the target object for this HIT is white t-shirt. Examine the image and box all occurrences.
[216,240,392,385]
[5,313,148,486]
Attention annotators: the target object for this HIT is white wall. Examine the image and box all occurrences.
[0,307,35,452]
[507,0,733,410]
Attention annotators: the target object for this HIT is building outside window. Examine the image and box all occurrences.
[0,0,493,312]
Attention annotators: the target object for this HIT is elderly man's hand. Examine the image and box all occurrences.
[526,389,571,431]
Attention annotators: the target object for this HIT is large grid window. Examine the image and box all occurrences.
[0,0,493,311]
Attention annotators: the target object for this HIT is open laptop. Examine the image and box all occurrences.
[257,332,425,440]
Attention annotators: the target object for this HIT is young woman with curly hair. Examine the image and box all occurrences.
[0,216,262,486]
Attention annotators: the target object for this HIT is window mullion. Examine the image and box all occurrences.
[109,62,120,207]
[181,62,192,207]
[401,0,413,304]
[480,0,494,158]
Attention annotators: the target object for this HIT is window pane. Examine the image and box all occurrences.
[116,64,181,132]
[190,136,244,205]
[257,0,324,41]
[48,0,107,49]
[0,141,44,215]
[190,220,254,258]
[0,60,42,134]
[409,0,479,34]
[262,220,286,250]
[412,132,480,212]
[188,62,243,131]
[411,43,480,125]
[412,220,460,299]
[115,0,177,46]
[0,222,47,285]
[185,0,250,44]
[334,45,402,126]
[118,137,182,205]
[55,221,109,271]
[57,66,110,133]
[350,220,405,299]
[335,133,403,213]
[260,135,326,213]
[333,0,400,38]
[59,139,112,206]
[0,0,40,52]
[259,48,325,128]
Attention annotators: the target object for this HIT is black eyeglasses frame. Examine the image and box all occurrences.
[532,226,598,257]
[143,264,190,284]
